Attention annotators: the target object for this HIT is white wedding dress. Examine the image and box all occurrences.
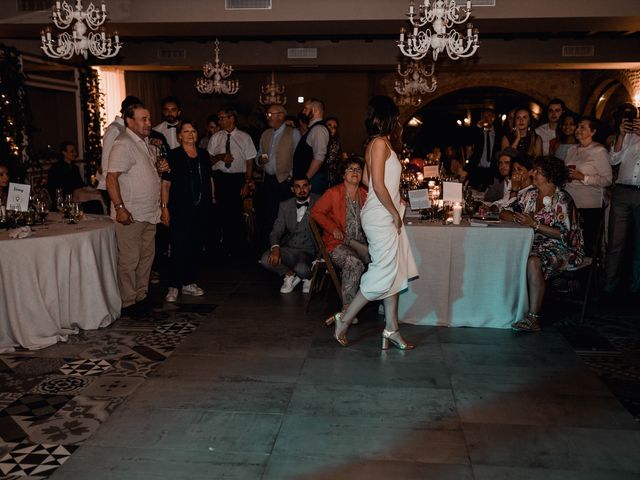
[359,148,418,301]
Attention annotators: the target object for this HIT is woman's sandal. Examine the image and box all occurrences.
[511,312,542,333]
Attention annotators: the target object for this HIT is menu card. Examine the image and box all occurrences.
[408,188,430,210]
[423,165,439,178]
[442,181,463,203]
[6,183,31,212]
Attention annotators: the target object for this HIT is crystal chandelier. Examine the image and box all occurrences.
[395,60,437,97]
[398,0,479,62]
[259,72,286,105]
[40,0,122,60]
[196,39,239,95]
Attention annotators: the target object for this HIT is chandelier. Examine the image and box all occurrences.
[40,0,122,60]
[395,60,437,101]
[397,0,479,62]
[259,72,286,105]
[195,39,239,95]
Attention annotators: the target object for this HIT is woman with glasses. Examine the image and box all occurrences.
[311,156,368,316]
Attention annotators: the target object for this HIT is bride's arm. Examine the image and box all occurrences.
[368,138,402,232]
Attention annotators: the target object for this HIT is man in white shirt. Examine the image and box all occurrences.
[99,95,141,192]
[152,96,181,150]
[207,107,257,257]
[106,103,169,316]
[605,105,640,295]
[536,98,565,156]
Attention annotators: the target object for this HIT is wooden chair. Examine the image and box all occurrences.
[547,208,605,324]
[305,218,342,313]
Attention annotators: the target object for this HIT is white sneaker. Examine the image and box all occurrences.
[181,283,205,296]
[165,287,179,303]
[280,274,301,293]
[302,278,312,293]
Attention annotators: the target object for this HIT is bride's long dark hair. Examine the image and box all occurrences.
[365,95,402,152]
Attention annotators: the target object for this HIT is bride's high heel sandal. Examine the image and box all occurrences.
[326,312,349,347]
[381,329,414,350]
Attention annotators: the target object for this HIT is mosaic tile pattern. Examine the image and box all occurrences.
[0,304,216,479]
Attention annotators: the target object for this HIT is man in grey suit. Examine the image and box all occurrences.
[261,175,318,294]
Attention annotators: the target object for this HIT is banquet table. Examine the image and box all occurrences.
[0,214,121,352]
[399,218,534,329]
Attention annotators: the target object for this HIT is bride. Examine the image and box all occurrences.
[326,95,418,349]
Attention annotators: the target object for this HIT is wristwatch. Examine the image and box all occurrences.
[160,202,168,208]
[114,203,125,210]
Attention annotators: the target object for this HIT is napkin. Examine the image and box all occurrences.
[8,226,33,239]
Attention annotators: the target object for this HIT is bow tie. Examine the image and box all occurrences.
[167,124,178,129]
[296,201,309,209]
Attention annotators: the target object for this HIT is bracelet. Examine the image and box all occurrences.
[114,203,125,210]
[160,203,168,208]
[533,220,540,232]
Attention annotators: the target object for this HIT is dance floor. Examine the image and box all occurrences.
[1,258,639,480]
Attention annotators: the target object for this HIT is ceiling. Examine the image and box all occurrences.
[1,0,639,70]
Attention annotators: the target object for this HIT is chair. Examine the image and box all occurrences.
[547,208,605,324]
[305,218,342,313]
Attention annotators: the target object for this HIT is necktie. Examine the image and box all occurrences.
[296,201,309,209]
[484,130,491,167]
[225,132,231,154]
[167,124,177,129]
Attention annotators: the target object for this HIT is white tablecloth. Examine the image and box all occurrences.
[0,214,121,352]
[399,220,533,329]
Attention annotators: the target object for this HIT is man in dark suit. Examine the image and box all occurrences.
[261,174,318,294]
[467,107,499,191]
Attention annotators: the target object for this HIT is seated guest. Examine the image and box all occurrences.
[311,156,369,314]
[261,175,318,294]
[160,120,213,303]
[500,107,543,158]
[564,117,612,256]
[47,141,85,206]
[507,153,535,201]
[500,156,584,332]
[484,147,518,203]
[549,112,579,160]
[443,145,463,178]
[0,162,9,204]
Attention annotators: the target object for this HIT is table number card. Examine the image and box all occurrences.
[442,181,463,203]
[423,165,440,178]
[7,183,31,212]
[408,188,431,210]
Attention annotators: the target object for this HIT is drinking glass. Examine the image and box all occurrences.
[152,144,168,175]
[55,188,64,212]
[71,203,84,224]
[35,200,49,227]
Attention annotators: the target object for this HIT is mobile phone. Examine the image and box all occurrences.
[623,107,638,122]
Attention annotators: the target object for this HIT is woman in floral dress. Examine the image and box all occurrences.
[500,156,584,332]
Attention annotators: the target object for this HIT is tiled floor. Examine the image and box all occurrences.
[2,258,640,479]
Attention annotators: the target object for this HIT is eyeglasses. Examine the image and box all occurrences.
[267,112,285,118]
[345,167,362,173]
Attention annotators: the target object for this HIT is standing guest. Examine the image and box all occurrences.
[501,107,543,158]
[153,96,182,150]
[0,162,9,204]
[106,103,170,316]
[500,156,584,332]
[325,116,344,187]
[160,121,212,303]
[467,108,499,190]
[207,106,257,257]
[296,112,309,136]
[261,175,318,294]
[484,147,518,203]
[198,114,220,149]
[99,95,142,192]
[327,95,418,350]
[549,112,579,160]
[564,117,612,256]
[293,98,331,194]
[311,157,368,314]
[605,104,640,295]
[536,98,566,156]
[47,141,85,204]
[255,104,301,250]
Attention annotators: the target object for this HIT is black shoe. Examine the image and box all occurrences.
[121,304,140,318]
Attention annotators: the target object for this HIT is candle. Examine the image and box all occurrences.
[56,1,61,9]
[399,27,405,43]
[428,180,435,188]
[453,202,462,225]
[409,1,415,15]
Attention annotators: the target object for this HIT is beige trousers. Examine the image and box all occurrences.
[114,221,156,307]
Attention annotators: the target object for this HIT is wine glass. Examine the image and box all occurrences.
[153,144,168,176]
[71,203,84,224]
[55,188,64,213]
[35,200,49,227]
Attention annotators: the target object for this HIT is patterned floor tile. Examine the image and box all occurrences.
[0,373,44,395]
[13,359,68,378]
[53,396,124,423]
[26,417,100,445]
[59,359,112,377]
[106,358,160,378]
[1,395,72,422]
[30,376,93,396]
[133,332,182,354]
[155,320,198,336]
[80,376,145,397]
[0,443,77,478]
[0,393,23,412]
